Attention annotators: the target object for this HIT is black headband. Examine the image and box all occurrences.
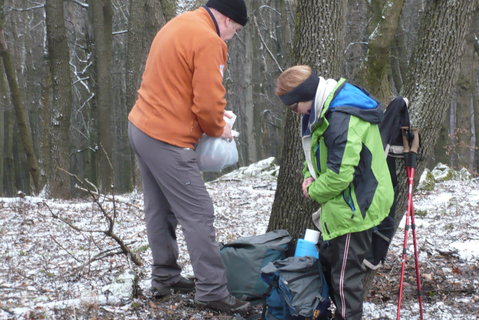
[279,72,319,106]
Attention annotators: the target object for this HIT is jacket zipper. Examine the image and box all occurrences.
[315,144,321,172]
[343,185,356,217]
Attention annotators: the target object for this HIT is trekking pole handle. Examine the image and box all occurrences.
[410,128,419,153]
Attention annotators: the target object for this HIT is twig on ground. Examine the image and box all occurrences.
[46,170,143,267]
[49,235,82,263]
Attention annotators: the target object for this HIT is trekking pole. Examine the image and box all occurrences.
[397,127,423,320]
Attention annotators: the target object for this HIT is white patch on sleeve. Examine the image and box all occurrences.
[220,64,224,77]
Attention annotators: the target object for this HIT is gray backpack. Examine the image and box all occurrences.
[220,230,292,301]
[260,256,330,320]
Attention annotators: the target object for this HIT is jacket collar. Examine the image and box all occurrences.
[202,6,220,36]
[301,77,339,137]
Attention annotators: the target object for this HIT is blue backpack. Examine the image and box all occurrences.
[260,256,330,320]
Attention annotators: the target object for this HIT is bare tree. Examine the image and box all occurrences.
[45,0,74,198]
[366,0,479,294]
[363,0,405,104]
[267,0,347,241]
[0,0,40,193]
[0,62,6,194]
[124,0,167,189]
[3,109,15,195]
[226,1,295,169]
[434,10,479,173]
[398,0,479,226]
[89,0,114,191]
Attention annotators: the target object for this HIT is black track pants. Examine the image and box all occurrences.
[319,229,372,320]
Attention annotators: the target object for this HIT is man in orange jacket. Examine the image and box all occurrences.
[128,0,250,314]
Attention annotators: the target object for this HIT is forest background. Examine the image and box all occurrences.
[0,0,478,200]
[1,0,479,317]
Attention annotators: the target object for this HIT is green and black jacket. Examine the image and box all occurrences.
[303,78,394,241]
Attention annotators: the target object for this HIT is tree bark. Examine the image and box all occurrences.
[364,0,479,296]
[90,0,114,191]
[45,0,74,198]
[474,23,479,171]
[268,0,347,243]
[226,1,294,169]
[451,8,479,172]
[125,0,166,112]
[4,109,14,195]
[0,61,6,195]
[159,0,176,22]
[401,0,477,186]
[39,56,52,193]
[365,0,405,104]
[0,3,40,193]
[125,0,166,190]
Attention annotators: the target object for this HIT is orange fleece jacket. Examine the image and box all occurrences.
[128,7,228,149]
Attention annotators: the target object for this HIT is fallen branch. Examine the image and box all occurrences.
[46,170,143,267]
[70,178,141,209]
[49,235,82,263]
[74,249,125,273]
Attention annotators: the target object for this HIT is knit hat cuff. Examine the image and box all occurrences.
[279,72,319,106]
[206,0,248,26]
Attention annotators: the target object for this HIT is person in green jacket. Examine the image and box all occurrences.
[275,65,394,320]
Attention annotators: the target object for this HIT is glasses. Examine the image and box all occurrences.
[288,102,299,112]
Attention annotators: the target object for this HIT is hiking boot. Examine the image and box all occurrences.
[195,294,251,313]
[151,276,195,298]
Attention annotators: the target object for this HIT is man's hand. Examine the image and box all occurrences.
[224,110,234,121]
[302,177,314,198]
[220,122,232,141]
[221,111,234,141]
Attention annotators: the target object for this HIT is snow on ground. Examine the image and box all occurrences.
[0,158,478,319]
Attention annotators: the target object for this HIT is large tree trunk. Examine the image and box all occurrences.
[90,0,114,191]
[223,0,294,174]
[364,0,404,105]
[0,61,6,195]
[0,61,8,195]
[268,0,347,243]
[474,14,479,172]
[45,0,74,198]
[0,2,40,193]
[125,0,166,190]
[226,4,256,166]
[475,40,479,172]
[364,0,479,294]
[397,0,478,225]
[447,9,479,172]
[4,110,15,195]
[159,0,176,22]
[39,56,52,193]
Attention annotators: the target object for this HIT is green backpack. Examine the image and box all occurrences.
[219,230,292,301]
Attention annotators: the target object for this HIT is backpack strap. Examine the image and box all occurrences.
[260,279,276,320]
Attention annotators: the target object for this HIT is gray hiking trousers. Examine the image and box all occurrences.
[319,229,372,320]
[128,122,229,301]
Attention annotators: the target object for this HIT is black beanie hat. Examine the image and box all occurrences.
[206,0,248,26]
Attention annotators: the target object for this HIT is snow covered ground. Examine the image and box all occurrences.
[0,158,478,319]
